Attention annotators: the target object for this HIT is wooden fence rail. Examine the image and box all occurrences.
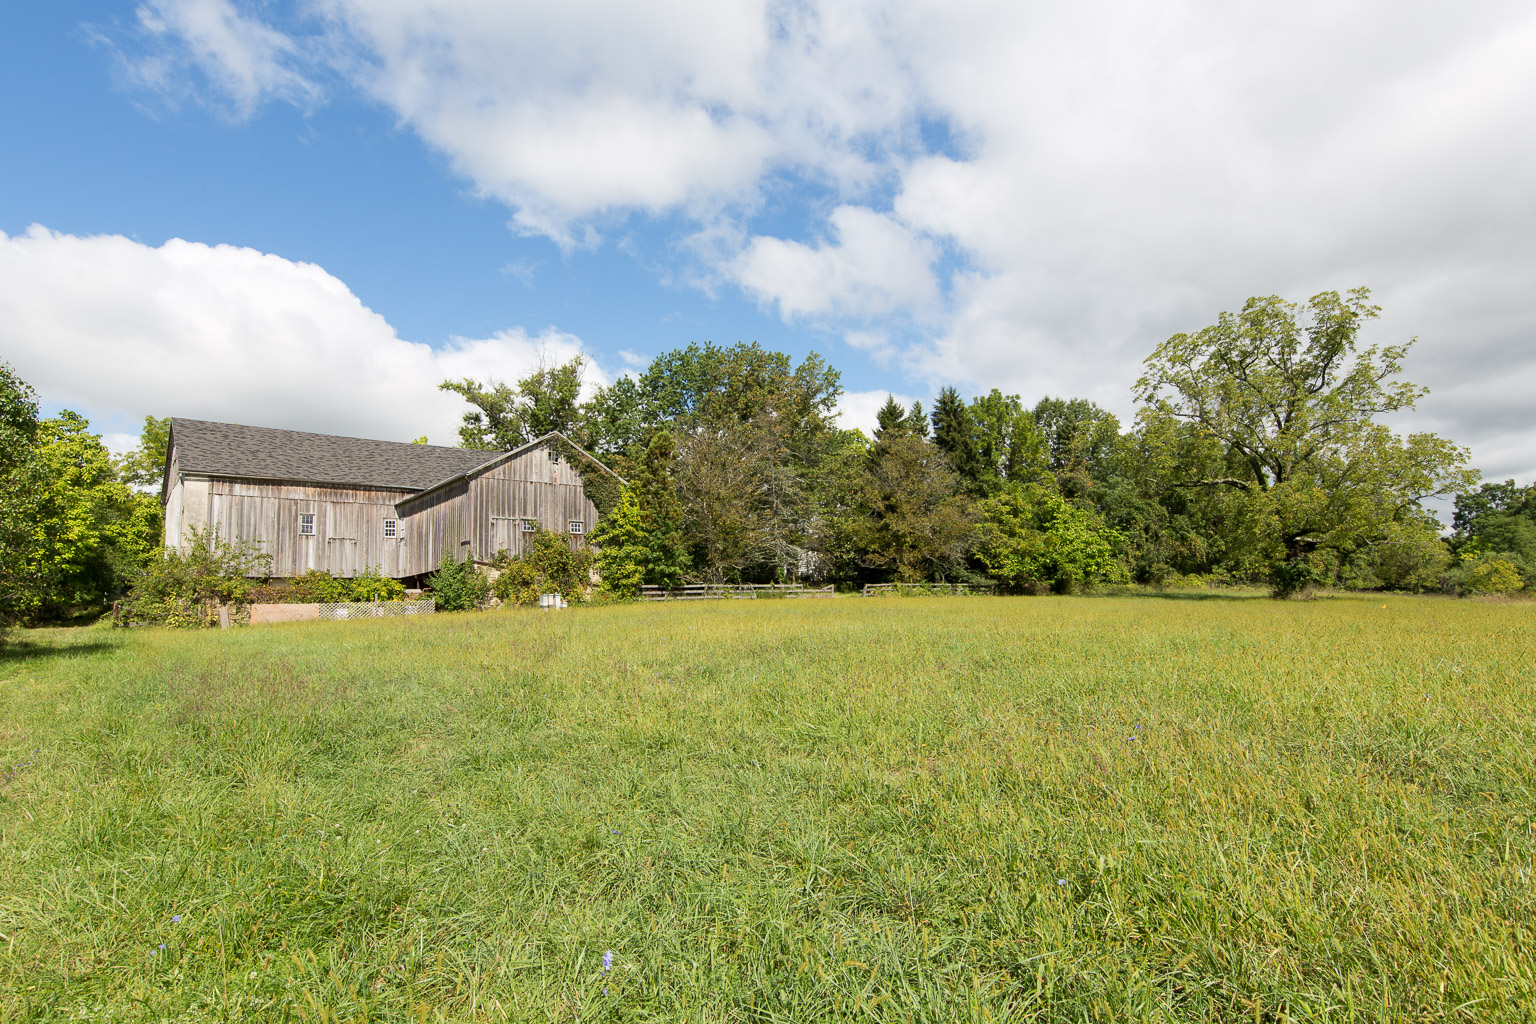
[861,582,996,597]
[640,583,835,602]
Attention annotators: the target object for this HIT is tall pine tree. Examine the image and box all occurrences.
[931,387,987,495]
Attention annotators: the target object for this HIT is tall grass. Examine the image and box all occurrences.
[1,594,1532,1021]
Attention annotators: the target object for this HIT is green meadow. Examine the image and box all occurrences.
[1,595,1533,1023]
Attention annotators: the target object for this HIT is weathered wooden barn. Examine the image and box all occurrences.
[161,418,621,579]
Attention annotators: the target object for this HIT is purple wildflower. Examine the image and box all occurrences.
[603,950,613,972]
[171,915,181,923]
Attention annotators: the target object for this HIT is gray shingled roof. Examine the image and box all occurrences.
[168,418,501,491]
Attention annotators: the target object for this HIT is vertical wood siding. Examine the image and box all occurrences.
[183,478,211,539]
[468,446,599,559]
[397,480,471,577]
[396,443,601,574]
[163,442,184,549]
[177,440,604,579]
[205,478,414,578]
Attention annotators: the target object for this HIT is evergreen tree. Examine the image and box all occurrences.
[906,400,929,439]
[931,387,986,493]
[632,431,689,586]
[591,487,649,597]
[873,395,909,445]
[594,431,691,594]
[872,395,929,461]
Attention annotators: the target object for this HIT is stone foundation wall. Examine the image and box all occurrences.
[249,603,320,625]
[247,600,435,625]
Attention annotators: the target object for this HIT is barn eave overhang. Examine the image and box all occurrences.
[175,471,428,495]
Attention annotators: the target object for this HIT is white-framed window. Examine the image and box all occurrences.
[383,518,399,538]
[298,513,316,536]
[568,520,584,535]
[521,519,536,532]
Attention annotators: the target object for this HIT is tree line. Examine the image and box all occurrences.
[1,287,1531,634]
[439,289,1528,599]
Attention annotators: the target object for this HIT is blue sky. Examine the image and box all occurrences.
[3,1,1534,486]
[1,4,830,390]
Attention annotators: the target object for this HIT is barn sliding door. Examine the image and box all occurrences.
[327,502,359,577]
[490,516,518,556]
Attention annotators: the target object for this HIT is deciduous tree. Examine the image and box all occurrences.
[1033,397,1120,498]
[27,412,163,621]
[581,342,841,466]
[976,484,1127,592]
[0,363,41,638]
[1135,288,1477,595]
[933,387,1053,496]
[1452,479,1535,567]
[441,357,586,450]
[116,415,170,489]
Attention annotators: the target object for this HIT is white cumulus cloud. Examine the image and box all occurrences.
[0,226,601,446]
[119,0,1536,481]
[735,207,939,321]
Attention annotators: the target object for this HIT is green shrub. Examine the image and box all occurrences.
[253,567,407,604]
[121,527,269,627]
[975,484,1128,593]
[490,528,594,606]
[427,552,490,611]
[491,558,552,607]
[1269,555,1324,599]
[348,566,406,602]
[291,569,350,603]
[1448,553,1528,596]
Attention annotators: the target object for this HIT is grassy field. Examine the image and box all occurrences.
[1,594,1533,1023]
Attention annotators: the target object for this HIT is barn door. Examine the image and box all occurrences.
[490,516,517,556]
[326,503,359,577]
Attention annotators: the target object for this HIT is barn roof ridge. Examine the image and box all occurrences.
[165,417,503,495]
